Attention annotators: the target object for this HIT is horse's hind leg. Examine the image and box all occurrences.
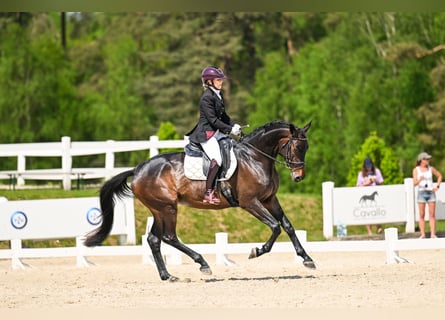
[146,223,172,281]
[162,236,212,276]
[148,205,211,280]
[160,210,212,276]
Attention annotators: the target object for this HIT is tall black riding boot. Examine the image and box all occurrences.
[203,159,221,204]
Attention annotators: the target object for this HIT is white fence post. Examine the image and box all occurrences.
[76,236,93,267]
[17,154,26,186]
[10,239,27,269]
[384,227,409,264]
[149,135,159,158]
[322,181,334,239]
[404,178,415,233]
[215,232,235,266]
[61,136,72,190]
[105,140,115,181]
[116,197,136,245]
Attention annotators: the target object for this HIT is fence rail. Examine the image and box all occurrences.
[0,135,188,190]
[2,227,444,270]
[1,197,444,270]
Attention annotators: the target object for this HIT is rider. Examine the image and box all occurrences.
[187,66,241,204]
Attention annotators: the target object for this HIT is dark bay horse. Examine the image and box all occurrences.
[84,120,315,281]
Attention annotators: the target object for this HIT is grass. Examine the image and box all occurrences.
[1,186,443,249]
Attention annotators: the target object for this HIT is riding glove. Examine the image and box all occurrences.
[231,124,241,136]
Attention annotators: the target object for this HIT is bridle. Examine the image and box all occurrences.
[280,136,306,169]
[243,134,307,170]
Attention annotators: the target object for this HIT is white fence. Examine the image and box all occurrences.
[1,196,444,270]
[2,219,445,269]
[0,135,188,190]
[322,178,445,239]
[0,196,136,269]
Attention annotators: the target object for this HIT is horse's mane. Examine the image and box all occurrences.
[242,120,291,141]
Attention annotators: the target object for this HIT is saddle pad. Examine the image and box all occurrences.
[184,149,237,181]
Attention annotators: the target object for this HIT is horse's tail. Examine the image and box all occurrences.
[84,169,134,247]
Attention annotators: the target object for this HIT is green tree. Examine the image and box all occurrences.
[346,131,403,186]
[0,16,78,143]
[2,12,445,194]
[156,121,182,154]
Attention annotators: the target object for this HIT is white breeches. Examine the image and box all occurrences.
[200,131,225,166]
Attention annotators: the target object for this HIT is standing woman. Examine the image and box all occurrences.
[187,66,241,204]
[412,152,442,238]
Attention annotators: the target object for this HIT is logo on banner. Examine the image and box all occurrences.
[359,191,379,207]
[86,207,102,225]
[10,211,28,229]
[353,191,386,220]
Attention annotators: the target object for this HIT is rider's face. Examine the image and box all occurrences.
[212,78,224,90]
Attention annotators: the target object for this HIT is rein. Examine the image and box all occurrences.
[243,137,306,170]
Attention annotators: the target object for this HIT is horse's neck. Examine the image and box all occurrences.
[246,128,289,156]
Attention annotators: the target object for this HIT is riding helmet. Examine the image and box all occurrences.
[201,66,226,84]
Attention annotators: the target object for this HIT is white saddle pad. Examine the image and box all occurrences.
[184,149,237,181]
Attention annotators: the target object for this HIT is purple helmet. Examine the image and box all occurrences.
[201,66,226,84]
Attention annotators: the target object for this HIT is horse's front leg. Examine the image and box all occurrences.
[281,214,315,269]
[265,197,316,269]
[241,200,282,259]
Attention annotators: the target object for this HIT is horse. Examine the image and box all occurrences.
[359,191,378,207]
[84,120,315,281]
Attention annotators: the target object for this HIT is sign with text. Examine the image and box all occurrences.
[332,185,407,226]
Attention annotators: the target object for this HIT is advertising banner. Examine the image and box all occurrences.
[332,185,407,226]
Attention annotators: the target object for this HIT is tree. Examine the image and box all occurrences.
[156,121,182,154]
[346,131,403,186]
[2,12,445,194]
[0,15,78,143]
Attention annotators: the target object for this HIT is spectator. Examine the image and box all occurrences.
[357,157,384,235]
[412,152,442,239]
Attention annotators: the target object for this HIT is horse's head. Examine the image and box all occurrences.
[279,121,311,182]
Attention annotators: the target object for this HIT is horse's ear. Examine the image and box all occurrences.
[303,121,312,133]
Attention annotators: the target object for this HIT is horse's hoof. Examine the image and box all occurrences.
[167,275,180,282]
[168,276,191,283]
[160,272,172,281]
[303,260,316,269]
[248,247,257,259]
[200,266,212,275]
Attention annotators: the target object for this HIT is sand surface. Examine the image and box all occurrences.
[1,249,445,318]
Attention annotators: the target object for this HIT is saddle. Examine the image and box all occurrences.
[184,137,237,181]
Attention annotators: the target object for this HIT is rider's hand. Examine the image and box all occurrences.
[231,124,241,136]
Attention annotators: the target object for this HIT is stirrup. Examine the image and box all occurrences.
[203,189,221,204]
